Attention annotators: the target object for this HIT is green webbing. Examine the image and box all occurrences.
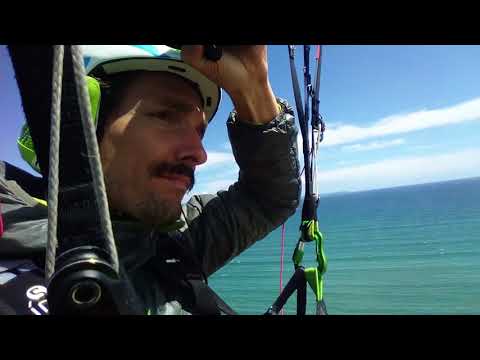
[292,219,327,302]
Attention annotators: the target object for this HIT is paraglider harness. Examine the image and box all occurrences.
[5,45,326,315]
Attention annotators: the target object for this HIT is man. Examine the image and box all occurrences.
[0,45,301,315]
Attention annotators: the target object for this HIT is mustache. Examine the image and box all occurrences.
[150,162,195,191]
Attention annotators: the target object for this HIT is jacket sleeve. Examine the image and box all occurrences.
[179,99,301,277]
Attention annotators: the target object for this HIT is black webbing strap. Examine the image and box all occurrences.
[266,267,307,315]
[8,45,109,255]
[55,46,107,253]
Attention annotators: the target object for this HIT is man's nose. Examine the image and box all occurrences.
[178,127,207,166]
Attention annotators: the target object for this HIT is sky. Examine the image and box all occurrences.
[1,45,480,196]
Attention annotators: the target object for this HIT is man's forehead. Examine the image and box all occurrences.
[132,71,205,108]
[139,97,208,127]
[143,95,204,109]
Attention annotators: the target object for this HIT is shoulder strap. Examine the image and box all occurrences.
[185,277,237,315]
[147,233,237,315]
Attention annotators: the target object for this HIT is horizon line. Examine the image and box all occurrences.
[316,175,480,199]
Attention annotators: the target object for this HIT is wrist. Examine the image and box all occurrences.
[229,82,280,124]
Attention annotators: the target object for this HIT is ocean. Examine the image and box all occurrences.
[208,177,480,315]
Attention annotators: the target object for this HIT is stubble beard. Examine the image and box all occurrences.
[134,190,183,227]
[106,177,184,227]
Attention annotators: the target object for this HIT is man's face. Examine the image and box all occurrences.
[99,71,208,226]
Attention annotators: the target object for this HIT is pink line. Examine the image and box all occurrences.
[279,223,286,315]
[0,204,3,237]
[316,45,321,60]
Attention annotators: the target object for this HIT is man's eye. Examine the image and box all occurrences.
[150,110,174,120]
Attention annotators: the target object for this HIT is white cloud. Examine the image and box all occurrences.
[316,148,480,194]
[318,97,480,147]
[194,178,235,195]
[327,121,344,129]
[342,138,406,152]
[193,148,480,198]
[197,151,235,171]
[195,150,238,194]
[409,144,435,152]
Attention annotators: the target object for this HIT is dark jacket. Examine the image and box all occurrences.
[0,103,300,315]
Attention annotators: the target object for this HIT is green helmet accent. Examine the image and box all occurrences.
[17,76,101,174]
[87,75,101,126]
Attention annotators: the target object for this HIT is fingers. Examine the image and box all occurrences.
[181,45,221,85]
[181,45,210,72]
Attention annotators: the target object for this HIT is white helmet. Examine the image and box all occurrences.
[18,45,222,174]
[82,45,221,123]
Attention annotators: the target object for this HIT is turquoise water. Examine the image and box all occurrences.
[208,177,480,314]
